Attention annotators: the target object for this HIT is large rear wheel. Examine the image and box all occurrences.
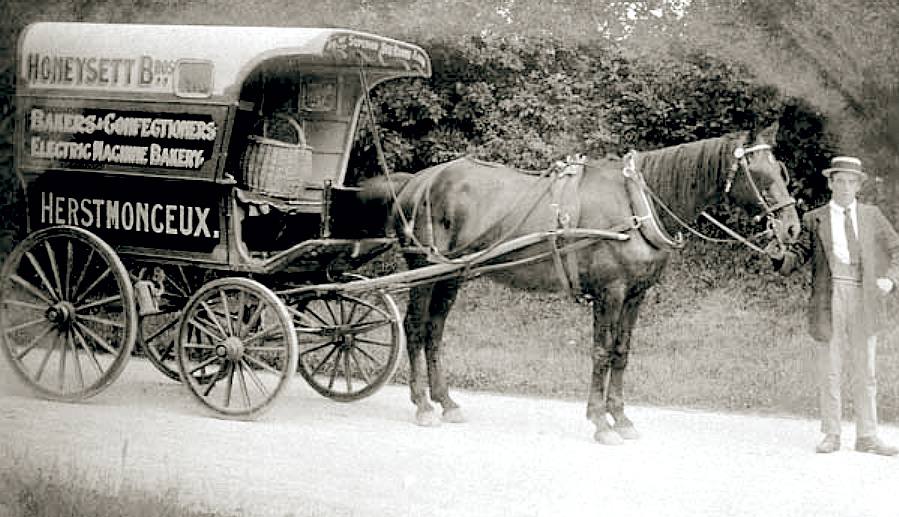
[0,226,137,401]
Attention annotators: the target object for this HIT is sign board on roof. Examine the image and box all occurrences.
[18,22,432,100]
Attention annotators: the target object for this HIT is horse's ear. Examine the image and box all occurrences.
[755,122,779,146]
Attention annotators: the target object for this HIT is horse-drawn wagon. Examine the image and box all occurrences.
[1,22,442,417]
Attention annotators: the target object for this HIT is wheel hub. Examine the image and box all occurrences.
[45,301,75,327]
[215,336,245,360]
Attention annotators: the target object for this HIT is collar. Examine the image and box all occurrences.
[829,199,858,214]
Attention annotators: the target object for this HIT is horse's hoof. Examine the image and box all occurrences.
[594,429,624,445]
[442,408,466,423]
[415,410,442,427]
[613,424,641,440]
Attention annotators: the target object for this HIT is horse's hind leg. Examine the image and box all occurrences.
[425,278,465,423]
[405,284,441,427]
[608,290,648,440]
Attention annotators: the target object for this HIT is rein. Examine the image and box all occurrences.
[623,143,795,254]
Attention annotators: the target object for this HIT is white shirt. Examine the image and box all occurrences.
[829,200,859,265]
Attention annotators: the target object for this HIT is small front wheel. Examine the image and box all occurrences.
[176,277,297,419]
[288,289,404,402]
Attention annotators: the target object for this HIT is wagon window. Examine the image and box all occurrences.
[174,60,214,98]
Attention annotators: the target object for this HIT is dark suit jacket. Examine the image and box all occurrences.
[778,202,899,342]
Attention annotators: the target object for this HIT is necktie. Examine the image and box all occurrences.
[845,206,860,264]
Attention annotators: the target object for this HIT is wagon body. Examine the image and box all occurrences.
[16,22,431,274]
[2,22,431,417]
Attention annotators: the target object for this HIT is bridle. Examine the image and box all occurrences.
[626,142,797,254]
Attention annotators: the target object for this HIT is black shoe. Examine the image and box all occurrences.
[816,434,840,453]
[855,436,899,456]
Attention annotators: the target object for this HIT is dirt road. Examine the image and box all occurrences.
[1,358,897,517]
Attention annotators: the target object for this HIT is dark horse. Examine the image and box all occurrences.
[359,123,800,444]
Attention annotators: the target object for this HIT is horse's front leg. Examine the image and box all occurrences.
[587,288,625,445]
[405,285,441,427]
[424,279,464,423]
[608,290,648,440]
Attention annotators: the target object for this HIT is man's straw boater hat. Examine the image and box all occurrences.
[823,156,868,179]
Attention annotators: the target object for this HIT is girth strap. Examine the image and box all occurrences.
[549,156,586,295]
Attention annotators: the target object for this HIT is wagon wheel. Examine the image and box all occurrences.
[176,277,298,419]
[287,287,404,402]
[0,226,137,401]
[135,265,212,382]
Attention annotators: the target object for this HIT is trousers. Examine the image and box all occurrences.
[819,280,878,437]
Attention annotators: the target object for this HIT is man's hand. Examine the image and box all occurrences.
[877,277,894,293]
[764,240,785,261]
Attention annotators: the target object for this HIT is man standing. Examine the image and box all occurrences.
[769,156,899,455]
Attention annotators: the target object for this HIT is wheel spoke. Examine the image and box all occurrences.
[44,241,64,302]
[144,316,178,343]
[219,289,234,335]
[57,326,68,391]
[353,345,385,370]
[344,347,353,392]
[72,326,104,375]
[34,331,61,382]
[200,300,228,338]
[323,299,339,324]
[25,251,59,302]
[10,274,53,305]
[355,336,395,347]
[65,241,73,300]
[74,321,118,355]
[200,359,225,396]
[309,345,340,377]
[298,340,337,357]
[234,290,246,337]
[66,328,86,392]
[287,306,324,329]
[182,342,217,350]
[243,353,281,376]
[223,360,235,407]
[349,348,373,385]
[76,294,121,312]
[69,248,94,302]
[240,358,270,396]
[74,268,111,305]
[303,304,333,326]
[76,313,124,329]
[188,317,225,342]
[190,355,221,377]
[3,298,49,312]
[242,302,266,338]
[5,317,49,334]
[236,361,252,408]
[243,325,282,345]
[327,348,342,390]
[14,323,54,361]
[347,319,393,334]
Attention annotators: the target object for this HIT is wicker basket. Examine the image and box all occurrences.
[240,113,313,199]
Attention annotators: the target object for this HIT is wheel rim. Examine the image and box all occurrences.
[290,290,403,402]
[177,278,297,418]
[0,227,136,401]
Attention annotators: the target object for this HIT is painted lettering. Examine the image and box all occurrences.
[41,192,52,224]
[136,202,149,232]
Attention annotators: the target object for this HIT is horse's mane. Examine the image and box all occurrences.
[635,133,743,217]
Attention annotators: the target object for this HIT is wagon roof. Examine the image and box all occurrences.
[18,22,432,101]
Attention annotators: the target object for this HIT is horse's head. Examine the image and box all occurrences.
[726,122,801,246]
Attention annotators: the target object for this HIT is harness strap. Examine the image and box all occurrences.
[548,156,586,296]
